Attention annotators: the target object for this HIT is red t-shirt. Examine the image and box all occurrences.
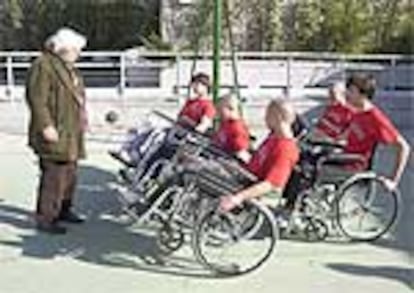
[316,103,355,139]
[178,97,216,126]
[247,134,300,189]
[213,118,250,154]
[345,106,399,170]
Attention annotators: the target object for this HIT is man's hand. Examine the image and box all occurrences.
[42,125,59,143]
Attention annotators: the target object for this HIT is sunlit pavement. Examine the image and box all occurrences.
[0,101,413,293]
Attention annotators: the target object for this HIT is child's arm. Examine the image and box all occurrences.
[385,135,410,189]
[195,116,213,133]
[219,143,297,211]
[375,110,410,190]
[220,181,276,212]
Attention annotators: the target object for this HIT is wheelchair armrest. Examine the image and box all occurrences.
[216,157,258,182]
[319,153,366,167]
[152,110,199,136]
[306,138,346,150]
[204,143,233,159]
[177,115,197,128]
[152,110,176,124]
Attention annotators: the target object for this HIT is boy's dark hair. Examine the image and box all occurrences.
[191,72,211,90]
[346,73,376,100]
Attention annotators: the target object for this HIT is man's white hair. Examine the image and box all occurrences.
[46,27,87,52]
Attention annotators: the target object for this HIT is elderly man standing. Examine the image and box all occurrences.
[25,28,87,234]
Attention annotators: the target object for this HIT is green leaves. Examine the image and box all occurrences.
[0,0,411,53]
[1,0,161,50]
[287,0,412,53]
[182,0,411,54]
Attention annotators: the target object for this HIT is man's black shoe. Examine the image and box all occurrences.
[36,222,67,235]
[59,211,85,224]
[119,169,133,184]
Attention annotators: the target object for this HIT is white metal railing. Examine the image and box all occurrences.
[0,50,412,102]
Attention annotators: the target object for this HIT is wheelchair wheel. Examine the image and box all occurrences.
[230,203,265,240]
[157,224,185,255]
[304,218,329,242]
[192,200,278,276]
[335,174,400,242]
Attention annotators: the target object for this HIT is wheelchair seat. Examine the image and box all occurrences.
[305,138,345,154]
[320,153,366,167]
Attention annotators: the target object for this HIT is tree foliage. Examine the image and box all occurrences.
[183,0,412,54]
[1,0,411,53]
[287,0,412,53]
[1,0,160,50]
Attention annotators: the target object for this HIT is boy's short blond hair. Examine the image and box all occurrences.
[268,99,296,125]
[329,81,346,102]
[219,93,240,110]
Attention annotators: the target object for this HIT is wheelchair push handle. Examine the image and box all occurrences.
[216,157,258,182]
[152,110,176,124]
[316,152,366,170]
[152,110,213,141]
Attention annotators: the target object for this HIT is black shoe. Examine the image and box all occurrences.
[36,222,67,235]
[119,169,133,184]
[59,211,85,224]
[130,201,150,216]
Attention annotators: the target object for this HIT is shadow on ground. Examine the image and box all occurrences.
[0,164,218,279]
[327,263,414,290]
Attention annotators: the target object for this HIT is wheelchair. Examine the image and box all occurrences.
[110,111,278,276]
[281,136,400,242]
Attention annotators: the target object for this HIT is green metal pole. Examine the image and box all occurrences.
[213,0,222,106]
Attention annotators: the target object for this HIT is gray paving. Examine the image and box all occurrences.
[0,99,413,293]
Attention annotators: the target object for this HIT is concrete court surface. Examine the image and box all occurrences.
[0,103,413,293]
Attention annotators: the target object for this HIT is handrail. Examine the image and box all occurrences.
[0,51,412,103]
[0,50,412,61]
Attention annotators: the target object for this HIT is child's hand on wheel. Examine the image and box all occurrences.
[380,176,397,192]
[219,195,243,212]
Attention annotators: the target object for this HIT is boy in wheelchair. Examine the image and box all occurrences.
[219,99,300,212]
[282,74,410,213]
[317,73,410,189]
[211,93,251,162]
[311,81,355,141]
[109,72,216,168]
